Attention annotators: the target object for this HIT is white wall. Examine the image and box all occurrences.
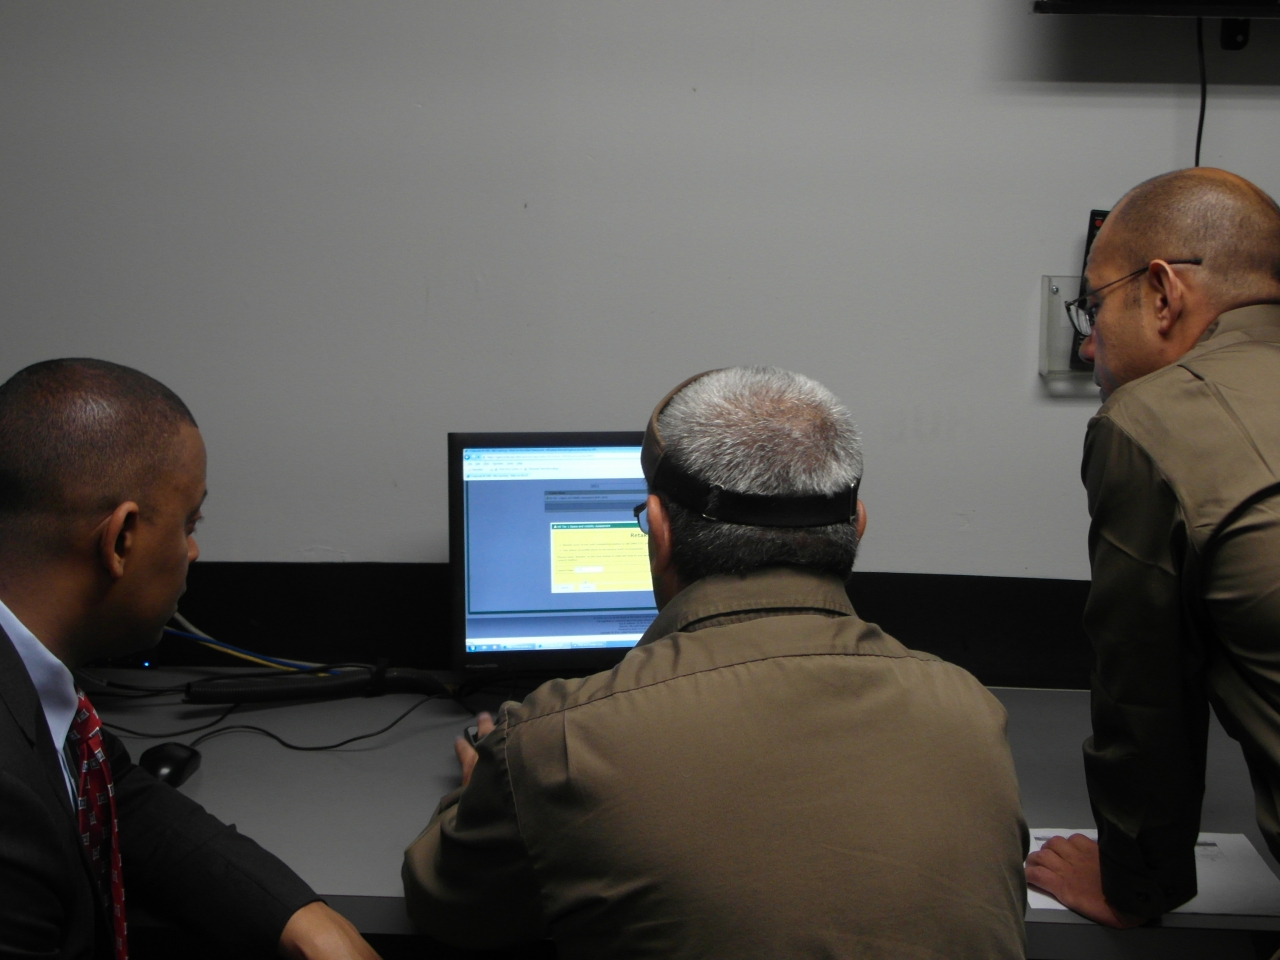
[2,2,1277,577]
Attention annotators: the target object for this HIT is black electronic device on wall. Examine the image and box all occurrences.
[449,431,656,675]
[1069,208,1109,372]
[1033,1,1279,17]
[1032,0,1275,50]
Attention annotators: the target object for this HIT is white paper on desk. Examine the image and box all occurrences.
[1027,829,1280,916]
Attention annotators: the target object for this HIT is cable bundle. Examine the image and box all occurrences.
[184,664,448,704]
[164,613,450,704]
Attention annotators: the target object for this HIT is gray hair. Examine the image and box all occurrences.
[657,366,863,583]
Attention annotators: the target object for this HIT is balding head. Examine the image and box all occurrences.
[1104,168,1280,305]
[0,359,197,561]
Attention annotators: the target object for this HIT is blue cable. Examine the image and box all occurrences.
[162,628,316,671]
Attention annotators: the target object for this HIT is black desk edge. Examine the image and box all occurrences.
[320,894,1280,938]
[325,895,417,936]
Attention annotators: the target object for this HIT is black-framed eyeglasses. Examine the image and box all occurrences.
[633,501,650,535]
[1064,258,1203,337]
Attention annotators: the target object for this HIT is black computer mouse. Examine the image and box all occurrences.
[139,742,202,788]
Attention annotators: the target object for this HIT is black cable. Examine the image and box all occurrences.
[102,703,238,739]
[184,664,449,704]
[189,696,439,752]
[1195,16,1207,167]
[79,662,371,700]
[187,663,377,682]
[454,669,563,700]
[76,671,191,698]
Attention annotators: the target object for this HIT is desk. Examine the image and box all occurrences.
[94,672,1280,960]
[1001,688,1280,960]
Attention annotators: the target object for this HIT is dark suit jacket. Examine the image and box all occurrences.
[0,626,319,959]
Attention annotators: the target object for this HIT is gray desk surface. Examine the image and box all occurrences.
[94,672,1280,959]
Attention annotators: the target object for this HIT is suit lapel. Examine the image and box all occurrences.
[0,623,109,954]
[0,623,40,743]
[0,625,78,825]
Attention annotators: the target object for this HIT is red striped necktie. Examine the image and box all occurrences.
[68,690,128,960]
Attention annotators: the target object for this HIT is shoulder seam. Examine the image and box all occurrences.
[1091,414,1187,521]
[506,650,963,729]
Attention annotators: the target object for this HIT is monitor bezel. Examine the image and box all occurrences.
[1031,1,1280,14]
[449,431,653,675]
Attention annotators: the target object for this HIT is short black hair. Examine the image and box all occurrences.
[0,359,196,555]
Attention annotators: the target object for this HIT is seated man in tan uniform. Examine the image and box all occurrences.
[1026,169,1280,927]
[404,366,1029,959]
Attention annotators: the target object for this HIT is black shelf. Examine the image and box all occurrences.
[1033,1,1280,15]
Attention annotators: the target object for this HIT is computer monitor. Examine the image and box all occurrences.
[450,432,658,673]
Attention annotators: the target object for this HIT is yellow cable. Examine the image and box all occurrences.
[196,641,296,672]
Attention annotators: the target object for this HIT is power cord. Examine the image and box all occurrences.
[78,670,191,699]
[186,696,441,752]
[168,611,323,672]
[160,613,451,702]
[102,704,238,739]
[95,614,454,750]
[183,661,449,704]
[1195,16,1207,167]
[104,696,443,752]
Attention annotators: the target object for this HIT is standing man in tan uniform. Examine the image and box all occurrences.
[404,366,1028,959]
[1026,169,1280,927]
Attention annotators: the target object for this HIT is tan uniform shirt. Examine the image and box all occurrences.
[1081,304,1280,916]
[404,567,1028,959]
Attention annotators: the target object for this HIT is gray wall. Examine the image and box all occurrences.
[2,1,1278,577]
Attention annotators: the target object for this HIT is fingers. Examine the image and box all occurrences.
[1024,836,1098,901]
[455,737,481,787]
[1026,834,1095,868]
[1024,862,1063,898]
[1026,847,1061,867]
[1024,845,1068,899]
[453,712,497,788]
[1055,833,1096,851]
[453,735,477,769]
[1066,833,1098,852]
[1043,834,1099,865]
[1021,834,1142,928]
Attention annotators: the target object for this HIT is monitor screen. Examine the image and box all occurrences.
[449,432,658,672]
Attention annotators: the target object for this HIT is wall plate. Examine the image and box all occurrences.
[1040,275,1101,398]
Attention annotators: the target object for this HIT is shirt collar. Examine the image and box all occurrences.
[1200,303,1280,342]
[0,595,78,749]
[637,566,854,647]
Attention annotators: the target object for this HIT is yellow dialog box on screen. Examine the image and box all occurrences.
[550,522,650,594]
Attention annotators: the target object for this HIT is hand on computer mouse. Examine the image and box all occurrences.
[454,712,494,787]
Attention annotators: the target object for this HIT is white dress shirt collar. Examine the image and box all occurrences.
[0,594,79,753]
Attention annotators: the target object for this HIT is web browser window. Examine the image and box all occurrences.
[461,446,658,653]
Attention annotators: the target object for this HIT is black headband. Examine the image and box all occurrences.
[641,370,861,528]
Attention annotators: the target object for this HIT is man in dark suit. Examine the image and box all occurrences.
[0,358,380,959]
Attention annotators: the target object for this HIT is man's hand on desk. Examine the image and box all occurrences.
[455,711,495,787]
[278,901,382,960]
[1024,834,1148,929]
